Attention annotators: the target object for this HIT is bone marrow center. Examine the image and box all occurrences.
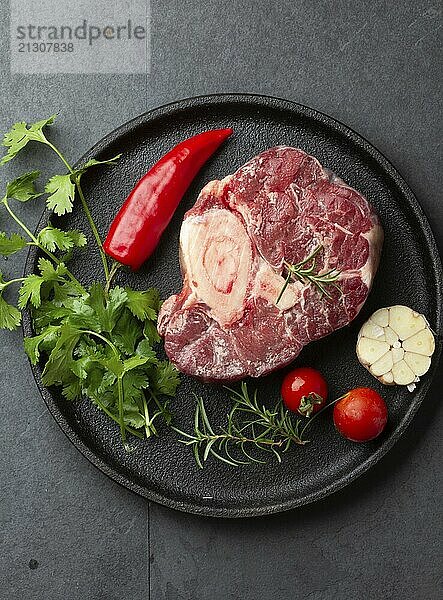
[180,208,252,326]
[202,235,239,294]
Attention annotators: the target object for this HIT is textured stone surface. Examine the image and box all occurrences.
[0,1,441,599]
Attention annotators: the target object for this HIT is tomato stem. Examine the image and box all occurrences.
[300,393,348,438]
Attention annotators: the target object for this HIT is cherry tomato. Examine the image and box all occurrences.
[333,387,387,442]
[281,367,328,417]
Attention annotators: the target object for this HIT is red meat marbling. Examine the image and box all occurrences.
[158,147,383,381]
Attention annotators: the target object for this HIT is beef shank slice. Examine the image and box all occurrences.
[158,147,383,381]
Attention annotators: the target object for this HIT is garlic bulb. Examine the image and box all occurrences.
[356,306,435,387]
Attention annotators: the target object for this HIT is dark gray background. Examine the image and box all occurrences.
[1,1,442,599]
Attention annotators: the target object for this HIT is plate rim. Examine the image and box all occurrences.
[22,93,443,518]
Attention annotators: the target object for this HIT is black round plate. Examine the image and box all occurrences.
[23,95,442,517]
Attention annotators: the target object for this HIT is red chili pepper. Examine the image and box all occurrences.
[103,128,233,270]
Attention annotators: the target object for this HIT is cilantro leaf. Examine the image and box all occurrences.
[57,239,87,264]
[23,325,60,364]
[18,261,67,309]
[86,283,127,332]
[109,286,129,309]
[18,275,44,308]
[122,380,150,427]
[70,355,95,381]
[30,302,56,330]
[0,295,21,329]
[149,360,180,397]
[41,323,81,386]
[5,171,42,202]
[45,174,75,215]
[33,301,72,330]
[120,402,146,429]
[136,339,158,363]
[67,230,87,248]
[38,257,68,281]
[62,297,101,331]
[143,320,161,345]
[38,225,86,253]
[112,308,142,355]
[74,337,107,361]
[71,338,107,383]
[0,232,27,256]
[74,154,121,179]
[125,288,160,321]
[52,281,83,306]
[30,116,57,132]
[89,353,151,427]
[122,355,150,373]
[99,369,117,393]
[1,123,29,165]
[0,116,56,165]
[62,380,82,401]
[85,283,109,328]
[100,355,124,378]
[71,350,103,380]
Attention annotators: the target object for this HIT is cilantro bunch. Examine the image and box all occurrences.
[0,116,180,448]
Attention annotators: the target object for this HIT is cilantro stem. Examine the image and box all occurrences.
[81,329,118,353]
[74,177,111,283]
[142,391,172,438]
[0,276,26,291]
[44,141,111,286]
[2,198,85,293]
[149,389,171,423]
[93,396,143,439]
[2,197,38,242]
[117,375,126,446]
[104,261,121,296]
[45,141,72,173]
[142,397,153,438]
[81,329,127,444]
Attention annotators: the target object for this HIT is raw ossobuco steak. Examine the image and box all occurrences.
[158,147,384,381]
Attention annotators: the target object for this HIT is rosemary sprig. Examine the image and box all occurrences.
[276,244,341,305]
[173,382,306,468]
